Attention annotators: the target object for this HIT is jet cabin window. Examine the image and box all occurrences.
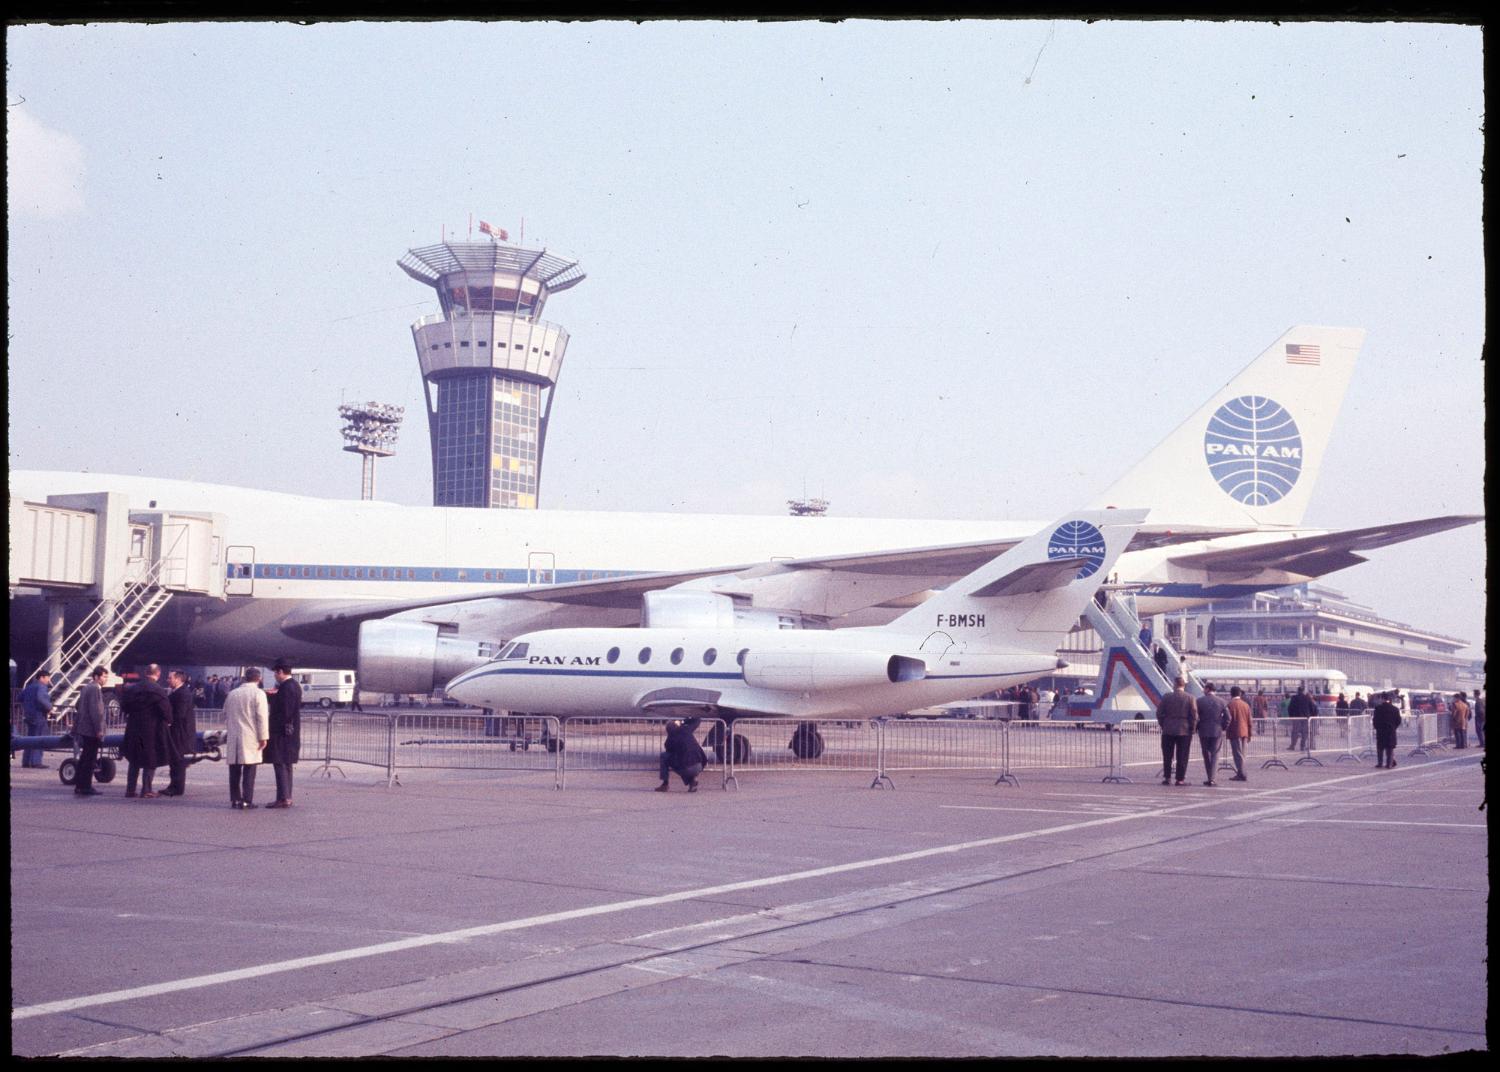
[606,647,620,664]
[703,648,717,666]
[670,648,684,665]
[638,647,652,664]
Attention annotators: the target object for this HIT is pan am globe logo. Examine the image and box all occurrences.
[1203,395,1304,506]
[1047,520,1107,580]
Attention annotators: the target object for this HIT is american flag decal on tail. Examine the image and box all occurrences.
[1285,343,1321,365]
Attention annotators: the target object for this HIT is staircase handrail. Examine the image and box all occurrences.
[19,525,189,694]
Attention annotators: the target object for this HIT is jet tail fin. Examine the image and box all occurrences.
[1092,326,1365,528]
[890,508,1147,654]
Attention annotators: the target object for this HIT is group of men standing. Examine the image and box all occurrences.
[219,662,303,809]
[1155,677,1254,786]
[25,660,303,809]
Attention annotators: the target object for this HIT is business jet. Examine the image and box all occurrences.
[8,326,1478,694]
[444,510,1145,721]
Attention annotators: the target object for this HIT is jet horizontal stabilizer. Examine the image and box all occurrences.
[1166,514,1481,574]
[968,556,1093,597]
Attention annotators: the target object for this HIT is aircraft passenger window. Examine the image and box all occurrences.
[607,647,620,664]
[638,647,652,664]
[737,649,749,667]
[670,648,684,665]
[505,643,529,660]
[703,648,717,666]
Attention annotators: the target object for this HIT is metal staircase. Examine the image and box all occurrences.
[1082,591,1204,712]
[19,559,179,725]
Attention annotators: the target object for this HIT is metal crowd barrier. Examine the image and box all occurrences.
[1005,719,1119,783]
[392,711,563,788]
[557,716,728,790]
[723,718,884,788]
[878,717,1007,787]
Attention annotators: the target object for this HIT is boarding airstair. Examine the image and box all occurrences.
[1080,591,1205,715]
[19,559,179,725]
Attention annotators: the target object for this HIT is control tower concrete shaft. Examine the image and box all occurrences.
[399,240,585,508]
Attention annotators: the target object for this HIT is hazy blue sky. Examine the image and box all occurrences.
[7,20,1485,657]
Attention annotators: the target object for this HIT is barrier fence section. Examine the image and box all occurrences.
[558,716,730,790]
[316,712,396,783]
[1003,721,1127,783]
[390,711,563,788]
[725,718,884,788]
[878,717,1009,787]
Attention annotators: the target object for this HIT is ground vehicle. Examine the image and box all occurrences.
[1192,668,1349,706]
[295,669,357,709]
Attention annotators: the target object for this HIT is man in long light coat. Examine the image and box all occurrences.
[223,668,270,809]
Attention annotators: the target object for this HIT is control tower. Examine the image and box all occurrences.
[399,239,585,508]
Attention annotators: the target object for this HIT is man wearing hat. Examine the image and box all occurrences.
[264,659,303,808]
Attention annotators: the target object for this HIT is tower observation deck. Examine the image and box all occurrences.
[399,240,586,509]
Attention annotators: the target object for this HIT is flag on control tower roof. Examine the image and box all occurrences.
[479,220,509,241]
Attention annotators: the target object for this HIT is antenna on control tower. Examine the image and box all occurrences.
[339,401,405,501]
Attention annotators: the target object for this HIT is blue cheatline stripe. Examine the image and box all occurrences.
[455,666,1029,688]
[228,563,644,584]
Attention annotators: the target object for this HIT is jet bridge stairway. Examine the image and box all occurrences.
[20,576,175,725]
[1080,592,1204,715]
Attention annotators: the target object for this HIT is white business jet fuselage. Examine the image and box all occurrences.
[446,510,1147,720]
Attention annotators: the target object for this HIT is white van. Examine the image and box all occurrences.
[295,669,357,709]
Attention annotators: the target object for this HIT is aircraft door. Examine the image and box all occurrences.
[527,551,556,586]
[226,545,256,596]
[124,523,154,585]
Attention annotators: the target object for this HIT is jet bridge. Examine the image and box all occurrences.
[9,491,227,719]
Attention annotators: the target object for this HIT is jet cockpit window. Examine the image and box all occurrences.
[504,642,529,661]
[496,643,515,660]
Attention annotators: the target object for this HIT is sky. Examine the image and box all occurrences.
[6,19,1486,658]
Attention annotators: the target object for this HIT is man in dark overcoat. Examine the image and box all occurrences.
[656,715,707,792]
[264,659,303,808]
[120,663,172,798]
[162,668,199,797]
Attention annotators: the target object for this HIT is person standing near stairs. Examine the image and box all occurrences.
[19,670,54,768]
[120,664,172,798]
[72,667,110,796]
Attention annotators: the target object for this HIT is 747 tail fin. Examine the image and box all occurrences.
[1092,325,1364,529]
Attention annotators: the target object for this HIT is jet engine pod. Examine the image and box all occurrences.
[742,651,927,692]
[358,620,488,695]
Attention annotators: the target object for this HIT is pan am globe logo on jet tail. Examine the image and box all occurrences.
[1203,395,1304,506]
[1047,520,1107,579]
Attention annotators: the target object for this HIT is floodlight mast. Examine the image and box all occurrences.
[339,401,405,501]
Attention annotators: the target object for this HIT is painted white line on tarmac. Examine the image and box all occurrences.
[12,753,1478,1022]
[1265,817,1485,829]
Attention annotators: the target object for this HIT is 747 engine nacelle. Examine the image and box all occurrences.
[358,619,489,696]
[741,650,927,692]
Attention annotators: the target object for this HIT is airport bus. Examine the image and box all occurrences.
[1194,668,1349,707]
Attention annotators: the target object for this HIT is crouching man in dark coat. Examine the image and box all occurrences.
[121,664,172,798]
[657,716,707,792]
[264,659,303,808]
[162,668,198,796]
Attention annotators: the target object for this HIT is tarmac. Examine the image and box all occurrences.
[9,742,1489,1058]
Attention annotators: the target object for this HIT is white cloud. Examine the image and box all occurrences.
[7,107,85,218]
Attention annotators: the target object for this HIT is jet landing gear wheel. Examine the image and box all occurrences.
[706,724,751,764]
[789,721,825,760]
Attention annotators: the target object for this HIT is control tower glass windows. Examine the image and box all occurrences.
[433,373,491,507]
[491,376,541,509]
